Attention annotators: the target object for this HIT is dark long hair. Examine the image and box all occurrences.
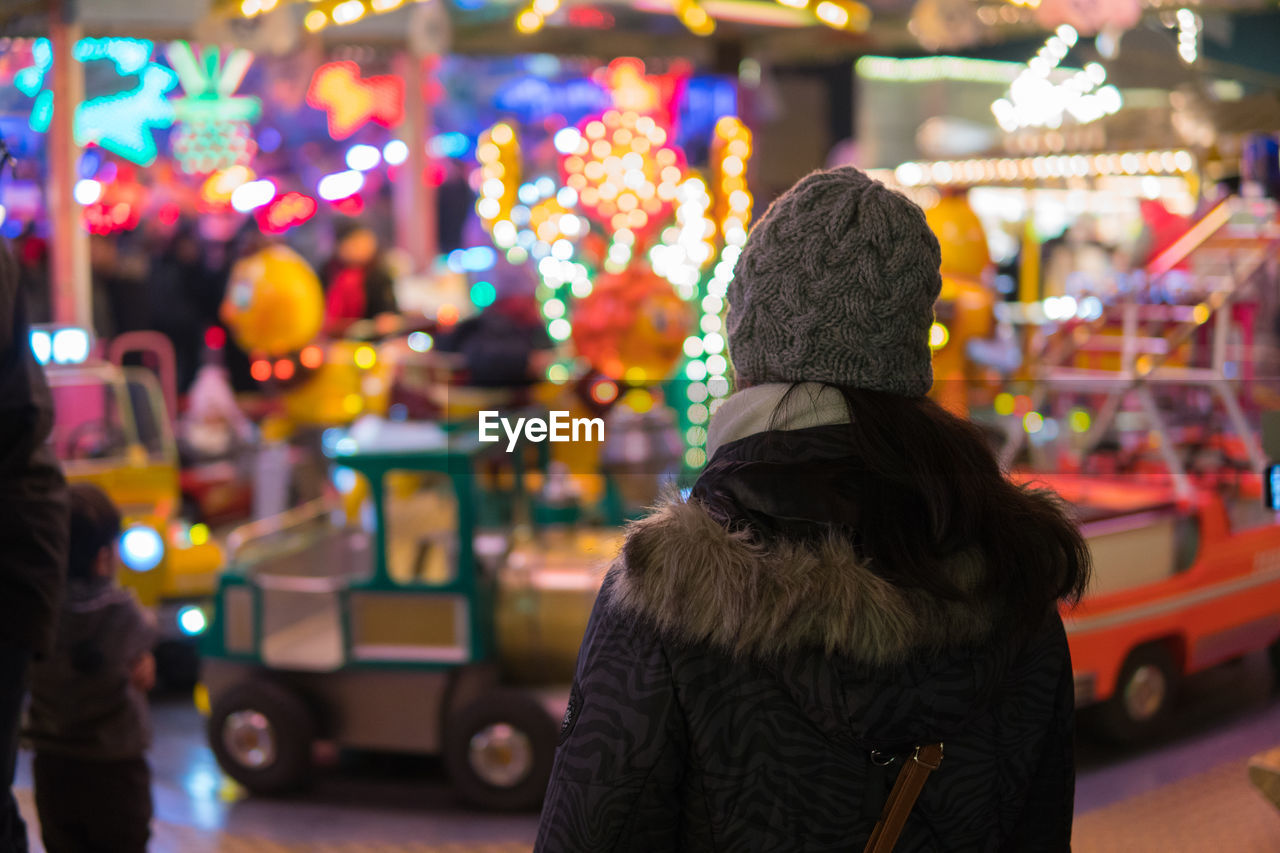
[776,384,1091,624]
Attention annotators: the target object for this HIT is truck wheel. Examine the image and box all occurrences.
[209,679,315,794]
[1094,644,1179,743]
[444,688,557,811]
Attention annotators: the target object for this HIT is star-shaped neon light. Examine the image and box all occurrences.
[15,37,177,166]
[76,65,178,165]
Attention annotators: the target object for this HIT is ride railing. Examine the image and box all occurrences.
[1002,197,1280,495]
[225,497,372,587]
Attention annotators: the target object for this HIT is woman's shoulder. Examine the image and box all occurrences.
[604,491,998,669]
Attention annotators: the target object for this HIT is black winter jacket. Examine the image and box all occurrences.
[536,423,1075,852]
[0,241,68,657]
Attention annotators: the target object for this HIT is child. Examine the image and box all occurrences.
[24,482,155,853]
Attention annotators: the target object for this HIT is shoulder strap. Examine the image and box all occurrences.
[863,742,944,853]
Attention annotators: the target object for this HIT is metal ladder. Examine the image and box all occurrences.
[1000,197,1280,498]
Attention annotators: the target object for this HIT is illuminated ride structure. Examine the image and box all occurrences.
[472,58,755,474]
[996,197,1280,741]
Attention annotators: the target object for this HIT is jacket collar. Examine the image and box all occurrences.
[607,493,993,667]
[706,383,849,457]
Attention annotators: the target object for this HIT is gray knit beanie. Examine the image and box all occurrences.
[727,166,942,396]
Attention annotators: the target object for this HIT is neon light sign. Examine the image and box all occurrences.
[166,41,262,175]
[305,61,404,140]
[15,37,177,166]
[76,65,177,165]
[256,192,318,234]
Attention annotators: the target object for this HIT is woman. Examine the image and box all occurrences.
[321,220,398,337]
[535,167,1090,852]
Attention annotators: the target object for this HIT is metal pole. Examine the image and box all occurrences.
[393,52,437,274]
[47,0,90,329]
[1214,381,1267,473]
[1136,385,1192,500]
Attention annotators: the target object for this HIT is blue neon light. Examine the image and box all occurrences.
[119,525,164,572]
[16,38,177,165]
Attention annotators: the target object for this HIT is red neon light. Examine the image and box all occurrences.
[256,192,318,234]
[306,61,405,140]
[204,326,227,350]
[333,194,364,216]
[567,6,615,27]
[83,200,140,235]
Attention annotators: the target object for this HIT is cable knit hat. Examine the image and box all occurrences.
[727,166,942,396]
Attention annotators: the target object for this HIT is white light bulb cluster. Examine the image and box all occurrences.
[317,170,364,202]
[991,25,1122,131]
[649,178,715,298]
[602,228,634,276]
[492,177,576,264]
[1176,8,1199,64]
[993,295,1105,326]
[887,149,1195,187]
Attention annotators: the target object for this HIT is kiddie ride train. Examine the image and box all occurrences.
[35,325,224,685]
[198,414,615,809]
[200,229,694,808]
[997,196,1280,741]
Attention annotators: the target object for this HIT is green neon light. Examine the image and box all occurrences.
[166,41,262,174]
[29,91,54,133]
[75,65,178,165]
[16,37,178,166]
[14,39,50,97]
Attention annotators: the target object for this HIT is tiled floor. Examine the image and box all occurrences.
[1075,759,1280,853]
[12,652,1280,851]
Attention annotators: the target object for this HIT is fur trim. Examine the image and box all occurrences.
[608,494,994,667]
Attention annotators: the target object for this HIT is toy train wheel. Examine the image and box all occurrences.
[444,688,557,811]
[1094,644,1179,744]
[209,679,315,794]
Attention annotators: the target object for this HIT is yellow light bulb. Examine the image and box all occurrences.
[515,9,544,33]
[490,123,515,146]
[814,0,849,28]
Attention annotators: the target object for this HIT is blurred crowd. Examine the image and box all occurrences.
[11,217,399,394]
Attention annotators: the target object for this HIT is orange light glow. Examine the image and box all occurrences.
[299,345,323,369]
[592,379,620,404]
[250,359,272,382]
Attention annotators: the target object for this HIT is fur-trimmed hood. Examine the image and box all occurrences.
[606,492,995,669]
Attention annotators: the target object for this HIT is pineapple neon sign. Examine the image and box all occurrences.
[166,41,262,175]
